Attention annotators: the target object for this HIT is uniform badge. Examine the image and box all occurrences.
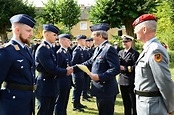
[97,56,102,59]
[63,50,66,54]
[14,45,20,50]
[154,53,162,62]
[46,45,50,49]
[3,43,10,48]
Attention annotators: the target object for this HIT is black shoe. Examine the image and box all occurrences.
[72,107,84,112]
[79,103,87,108]
[82,97,91,102]
[83,94,92,98]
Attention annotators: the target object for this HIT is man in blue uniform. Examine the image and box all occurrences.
[0,14,36,115]
[55,34,72,115]
[35,24,73,115]
[118,35,139,115]
[74,23,120,115]
[133,14,174,115]
[82,38,94,101]
[71,35,87,112]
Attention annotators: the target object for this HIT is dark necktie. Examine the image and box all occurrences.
[24,46,31,58]
[124,51,127,57]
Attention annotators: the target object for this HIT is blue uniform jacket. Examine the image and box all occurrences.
[0,40,35,114]
[56,48,72,89]
[35,41,67,97]
[71,46,85,77]
[74,41,120,97]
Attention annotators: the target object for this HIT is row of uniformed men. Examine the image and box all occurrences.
[0,13,100,115]
[1,13,174,115]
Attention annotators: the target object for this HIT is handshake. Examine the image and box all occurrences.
[66,66,74,76]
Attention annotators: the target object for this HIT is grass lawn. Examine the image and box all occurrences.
[65,63,174,115]
[66,90,124,115]
[35,63,174,115]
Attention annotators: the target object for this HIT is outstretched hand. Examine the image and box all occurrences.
[89,73,99,81]
[66,66,73,76]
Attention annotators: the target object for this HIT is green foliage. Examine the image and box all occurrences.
[37,0,80,33]
[168,0,174,23]
[40,0,60,24]
[0,0,36,42]
[89,0,122,28]
[134,40,143,51]
[89,0,160,37]
[168,50,174,62]
[58,0,81,32]
[154,1,174,50]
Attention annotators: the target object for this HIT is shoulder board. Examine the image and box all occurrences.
[2,43,11,48]
[46,44,50,49]
[42,43,50,49]
[13,44,20,50]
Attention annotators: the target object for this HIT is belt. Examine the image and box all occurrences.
[3,82,36,91]
[135,90,161,97]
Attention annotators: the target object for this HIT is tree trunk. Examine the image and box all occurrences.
[0,33,7,43]
[0,26,8,43]
[124,19,136,49]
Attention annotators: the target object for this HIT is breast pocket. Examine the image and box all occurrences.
[95,58,105,71]
[137,60,148,78]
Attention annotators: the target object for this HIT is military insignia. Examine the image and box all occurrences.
[46,45,50,49]
[17,59,23,62]
[154,53,162,62]
[14,45,20,50]
[3,43,11,48]
[128,66,132,72]
[97,56,102,59]
[63,50,66,54]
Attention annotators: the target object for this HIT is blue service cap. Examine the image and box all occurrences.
[76,35,86,40]
[10,14,36,28]
[58,34,71,39]
[86,38,93,42]
[90,23,110,32]
[43,24,60,34]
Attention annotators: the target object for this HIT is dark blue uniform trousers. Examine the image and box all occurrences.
[82,74,91,97]
[72,77,84,103]
[36,95,56,115]
[55,89,70,115]
[96,95,116,115]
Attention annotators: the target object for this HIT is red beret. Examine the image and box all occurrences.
[132,14,157,27]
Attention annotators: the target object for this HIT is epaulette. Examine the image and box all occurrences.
[63,50,66,54]
[42,43,50,49]
[1,43,11,48]
[46,44,50,49]
[13,44,20,50]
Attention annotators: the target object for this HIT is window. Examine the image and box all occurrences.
[80,22,87,30]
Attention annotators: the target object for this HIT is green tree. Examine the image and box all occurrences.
[38,0,80,33]
[89,0,160,37]
[155,0,174,50]
[0,0,36,42]
[168,0,174,23]
[58,0,81,32]
[39,0,60,24]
